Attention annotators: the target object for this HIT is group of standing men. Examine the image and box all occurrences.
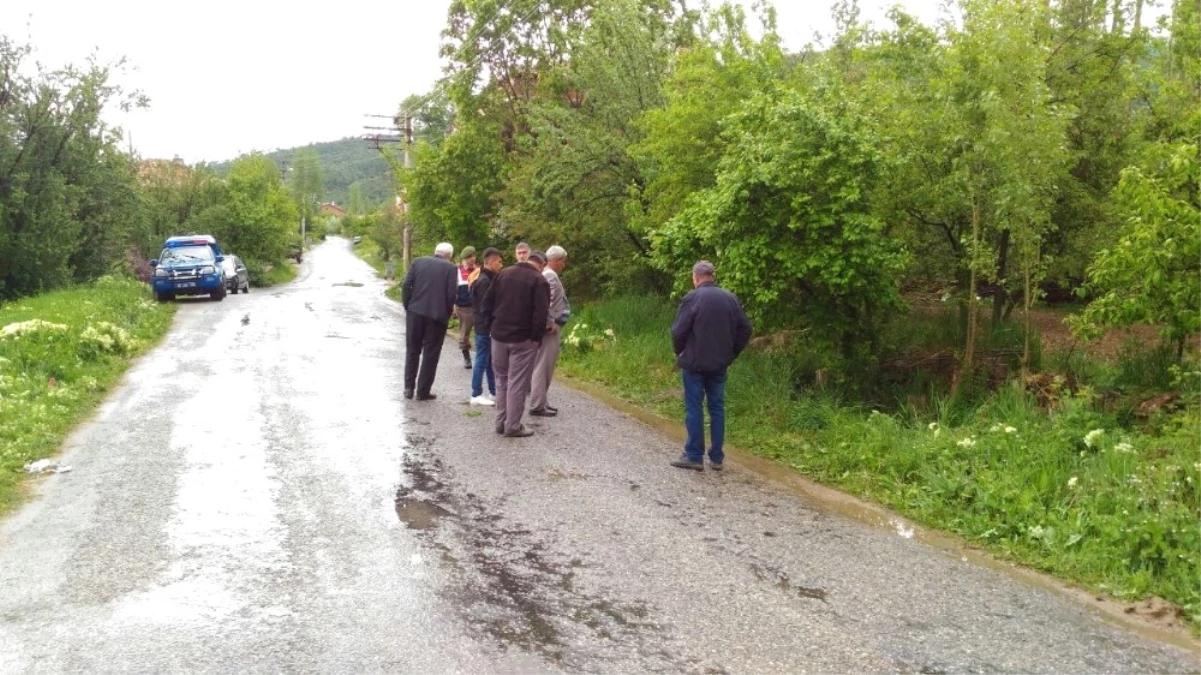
[402,240,754,472]
[401,241,569,438]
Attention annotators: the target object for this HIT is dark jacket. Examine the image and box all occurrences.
[402,255,458,323]
[671,281,753,373]
[482,262,550,344]
[470,267,497,334]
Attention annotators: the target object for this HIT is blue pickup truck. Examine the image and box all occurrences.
[150,235,228,302]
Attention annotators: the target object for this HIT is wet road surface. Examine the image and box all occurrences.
[1,238,1197,673]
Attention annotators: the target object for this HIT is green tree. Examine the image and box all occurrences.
[212,155,297,265]
[652,84,905,355]
[289,147,324,230]
[0,36,147,298]
[1071,149,1199,357]
[347,181,366,216]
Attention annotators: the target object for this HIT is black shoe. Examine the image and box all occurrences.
[545,405,559,413]
[495,426,505,435]
[462,350,472,369]
[529,408,558,417]
[415,392,437,401]
[404,389,414,400]
[670,455,704,471]
[503,425,535,438]
[709,461,724,472]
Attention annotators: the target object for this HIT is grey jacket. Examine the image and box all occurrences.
[543,268,570,328]
[402,255,458,323]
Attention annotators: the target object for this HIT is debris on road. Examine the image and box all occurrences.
[24,459,72,474]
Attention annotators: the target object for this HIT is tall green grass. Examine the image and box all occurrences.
[0,277,175,513]
[559,295,1201,626]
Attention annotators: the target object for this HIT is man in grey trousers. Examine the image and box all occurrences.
[530,245,569,417]
[480,251,551,437]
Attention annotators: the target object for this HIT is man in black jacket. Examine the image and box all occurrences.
[469,247,503,406]
[401,242,458,401]
[481,251,550,437]
[669,261,753,471]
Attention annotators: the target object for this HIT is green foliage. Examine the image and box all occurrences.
[1072,141,1201,352]
[0,36,148,298]
[289,147,325,223]
[403,119,505,247]
[653,84,904,352]
[212,138,394,210]
[212,155,298,265]
[0,277,174,513]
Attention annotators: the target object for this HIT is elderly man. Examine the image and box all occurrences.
[481,250,550,437]
[669,261,752,471]
[401,242,459,401]
[515,241,531,263]
[455,246,478,369]
[530,245,569,417]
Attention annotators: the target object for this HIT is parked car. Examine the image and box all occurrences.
[221,254,250,294]
[352,235,362,245]
[150,235,227,302]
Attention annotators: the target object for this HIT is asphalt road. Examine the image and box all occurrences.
[0,238,1197,674]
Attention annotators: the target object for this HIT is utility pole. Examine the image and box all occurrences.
[363,112,412,269]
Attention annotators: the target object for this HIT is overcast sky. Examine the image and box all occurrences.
[0,0,955,162]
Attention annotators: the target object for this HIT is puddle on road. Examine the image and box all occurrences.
[333,282,364,288]
[395,499,454,530]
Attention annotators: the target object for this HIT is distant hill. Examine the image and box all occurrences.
[211,137,395,210]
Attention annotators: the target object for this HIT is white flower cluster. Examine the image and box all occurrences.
[956,436,977,448]
[80,322,137,356]
[1083,428,1104,448]
[0,319,69,340]
[988,422,1018,434]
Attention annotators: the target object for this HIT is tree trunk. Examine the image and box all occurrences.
[1021,251,1033,379]
[1134,0,1144,32]
[992,229,1011,325]
[954,196,982,399]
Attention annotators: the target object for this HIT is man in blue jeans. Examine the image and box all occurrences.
[669,261,753,471]
[468,248,503,406]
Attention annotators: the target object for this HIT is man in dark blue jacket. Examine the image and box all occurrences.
[669,261,753,471]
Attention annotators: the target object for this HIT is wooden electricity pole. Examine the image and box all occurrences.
[362,113,413,269]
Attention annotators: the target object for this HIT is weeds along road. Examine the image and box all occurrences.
[0,238,1196,674]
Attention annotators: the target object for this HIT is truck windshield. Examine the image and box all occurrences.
[160,245,214,263]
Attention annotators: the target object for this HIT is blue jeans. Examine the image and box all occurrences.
[471,333,495,397]
[683,369,727,463]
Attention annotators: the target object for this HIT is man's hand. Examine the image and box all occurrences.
[546,323,558,335]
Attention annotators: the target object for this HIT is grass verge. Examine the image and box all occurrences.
[0,276,176,514]
[559,295,1201,629]
[351,239,401,302]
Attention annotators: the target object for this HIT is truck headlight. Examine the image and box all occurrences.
[154,268,168,277]
[200,266,216,275]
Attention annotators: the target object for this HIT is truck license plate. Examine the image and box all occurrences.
[177,282,196,288]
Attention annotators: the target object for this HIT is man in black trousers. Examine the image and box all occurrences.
[401,242,458,401]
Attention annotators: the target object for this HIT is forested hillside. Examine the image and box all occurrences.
[211,137,394,210]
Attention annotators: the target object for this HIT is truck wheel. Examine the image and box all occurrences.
[156,292,174,303]
[212,288,226,302]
